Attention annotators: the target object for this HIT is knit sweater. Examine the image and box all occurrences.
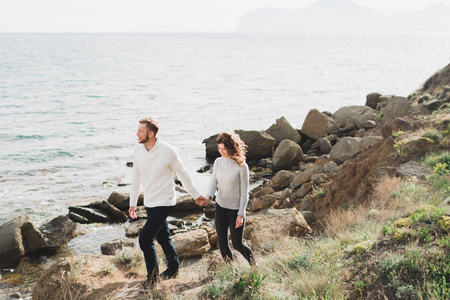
[207,157,249,217]
[129,138,201,208]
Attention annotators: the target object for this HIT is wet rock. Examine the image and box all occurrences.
[168,218,184,227]
[125,219,146,237]
[101,238,136,255]
[272,139,304,171]
[39,216,77,251]
[266,116,301,145]
[271,170,295,191]
[302,109,334,140]
[68,207,111,223]
[101,201,128,223]
[172,229,211,258]
[68,212,89,224]
[107,191,143,211]
[197,165,211,173]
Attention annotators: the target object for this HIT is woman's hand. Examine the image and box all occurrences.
[235,215,244,228]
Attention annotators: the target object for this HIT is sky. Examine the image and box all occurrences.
[1,0,449,33]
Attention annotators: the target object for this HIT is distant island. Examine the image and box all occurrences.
[236,0,450,33]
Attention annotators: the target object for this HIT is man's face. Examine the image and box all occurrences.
[137,123,151,144]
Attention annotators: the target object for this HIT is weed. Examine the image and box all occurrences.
[287,252,313,270]
[115,247,143,270]
[416,227,434,243]
[438,235,450,249]
[392,130,404,139]
[354,279,366,296]
[393,140,404,154]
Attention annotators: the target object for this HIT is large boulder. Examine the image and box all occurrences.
[39,216,77,251]
[251,193,280,211]
[381,117,415,138]
[203,130,276,161]
[290,165,323,189]
[0,216,46,269]
[301,109,334,140]
[107,191,143,211]
[365,92,382,109]
[380,96,411,124]
[101,239,136,255]
[272,140,304,171]
[244,209,312,249]
[173,195,204,213]
[266,116,301,145]
[271,170,296,191]
[172,229,210,258]
[330,137,362,164]
[330,106,380,132]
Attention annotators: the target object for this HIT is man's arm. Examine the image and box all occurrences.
[129,151,141,218]
[169,148,203,201]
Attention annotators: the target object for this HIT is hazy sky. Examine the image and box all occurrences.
[1,0,449,33]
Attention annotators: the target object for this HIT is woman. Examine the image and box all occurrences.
[206,132,254,265]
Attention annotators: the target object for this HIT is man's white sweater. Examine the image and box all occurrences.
[207,157,249,217]
[130,138,201,208]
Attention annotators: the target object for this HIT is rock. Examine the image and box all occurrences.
[68,212,89,224]
[107,191,143,211]
[125,219,146,237]
[366,92,382,109]
[380,96,411,124]
[323,161,338,173]
[251,193,279,211]
[423,99,440,111]
[204,201,216,219]
[0,216,46,269]
[266,116,301,145]
[172,229,210,258]
[39,216,77,251]
[280,188,292,201]
[290,165,323,189]
[408,104,432,116]
[311,173,327,185]
[68,207,111,223]
[271,170,295,191]
[197,165,211,173]
[100,201,128,223]
[257,158,271,168]
[330,137,362,164]
[168,218,184,227]
[300,211,317,225]
[244,209,312,249]
[331,106,379,131]
[381,117,415,138]
[396,161,433,180]
[252,186,274,198]
[301,197,312,211]
[101,238,136,255]
[173,195,204,212]
[272,140,304,171]
[318,138,332,154]
[203,130,276,161]
[360,136,382,150]
[293,181,314,198]
[135,206,147,219]
[301,109,334,140]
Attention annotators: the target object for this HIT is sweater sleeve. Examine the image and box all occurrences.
[207,159,218,198]
[129,149,141,207]
[169,148,201,200]
[238,163,250,217]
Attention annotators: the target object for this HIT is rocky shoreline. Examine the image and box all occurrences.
[1,62,450,299]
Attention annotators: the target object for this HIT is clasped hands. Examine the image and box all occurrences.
[195,195,210,206]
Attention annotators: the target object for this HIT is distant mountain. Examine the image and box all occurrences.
[236,0,450,33]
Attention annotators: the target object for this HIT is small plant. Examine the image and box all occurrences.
[392,130,404,139]
[354,279,366,296]
[233,271,266,297]
[438,235,450,249]
[100,263,116,276]
[287,252,313,270]
[68,257,85,280]
[433,162,449,175]
[379,112,384,118]
[416,227,434,243]
[393,140,403,154]
[115,247,143,270]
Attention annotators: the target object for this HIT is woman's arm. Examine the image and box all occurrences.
[238,163,249,217]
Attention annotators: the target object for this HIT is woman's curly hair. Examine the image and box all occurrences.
[216,132,247,167]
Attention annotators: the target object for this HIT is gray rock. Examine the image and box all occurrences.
[101,201,128,223]
[360,136,383,150]
[272,140,304,171]
[318,138,332,154]
[125,219,146,237]
[271,170,295,191]
[107,191,143,211]
[290,165,323,189]
[331,105,380,131]
[330,137,362,164]
[266,116,301,145]
[366,92,382,109]
[68,207,111,223]
[381,117,415,138]
[396,161,433,180]
[302,109,334,140]
[173,195,204,212]
[301,211,317,225]
[39,216,77,251]
[101,238,136,255]
[68,212,89,223]
[323,161,338,173]
[381,96,411,124]
[311,173,327,185]
[293,181,314,198]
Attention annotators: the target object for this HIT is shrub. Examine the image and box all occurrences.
[115,247,143,270]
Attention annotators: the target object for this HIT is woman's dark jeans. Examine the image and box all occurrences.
[139,206,179,282]
[215,203,254,264]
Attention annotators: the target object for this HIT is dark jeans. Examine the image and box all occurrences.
[139,206,179,282]
[215,203,254,264]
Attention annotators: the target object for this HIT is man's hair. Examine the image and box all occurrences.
[139,118,160,135]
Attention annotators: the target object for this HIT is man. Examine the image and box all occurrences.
[129,117,206,287]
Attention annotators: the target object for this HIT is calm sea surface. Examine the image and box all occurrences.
[0,33,449,261]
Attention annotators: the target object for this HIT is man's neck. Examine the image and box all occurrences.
[144,137,157,151]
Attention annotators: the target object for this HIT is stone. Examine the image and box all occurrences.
[272,140,304,171]
[39,216,77,251]
[423,99,440,111]
[318,138,332,154]
[135,206,147,219]
[257,158,271,168]
[360,136,382,150]
[408,104,432,116]
[290,165,323,189]
[311,173,327,185]
[203,130,276,161]
[252,186,274,198]
[293,181,314,198]
[101,201,128,223]
[280,188,292,201]
[365,92,382,109]
[107,191,143,211]
[381,117,415,138]
[271,170,295,191]
[0,216,46,269]
[68,212,89,224]
[68,207,111,223]
[266,116,301,145]
[168,218,184,227]
[101,238,136,255]
[331,106,379,131]
[396,161,433,180]
[251,193,279,211]
[125,219,146,238]
[380,96,411,124]
[172,229,211,258]
[197,165,211,173]
[300,211,317,225]
[244,209,312,249]
[173,195,204,213]
[330,137,362,164]
[301,109,334,140]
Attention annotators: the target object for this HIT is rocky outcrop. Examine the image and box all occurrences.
[39,216,77,251]
[330,105,380,135]
[101,201,128,223]
[266,116,301,145]
[272,139,304,170]
[380,96,411,124]
[203,130,276,160]
[302,109,334,140]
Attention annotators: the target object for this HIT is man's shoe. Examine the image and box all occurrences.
[160,269,179,279]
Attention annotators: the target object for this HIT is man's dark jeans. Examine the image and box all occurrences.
[139,206,179,282]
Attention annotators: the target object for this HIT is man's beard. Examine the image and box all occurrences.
[140,136,149,144]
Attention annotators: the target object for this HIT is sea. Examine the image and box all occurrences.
[0,32,449,296]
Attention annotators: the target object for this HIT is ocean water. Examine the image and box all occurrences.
[1,32,450,246]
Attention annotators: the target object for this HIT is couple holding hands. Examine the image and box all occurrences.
[128,118,254,288]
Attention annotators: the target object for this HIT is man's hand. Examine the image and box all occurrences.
[129,206,137,219]
[195,195,208,206]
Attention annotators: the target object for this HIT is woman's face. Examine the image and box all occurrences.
[218,143,230,158]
